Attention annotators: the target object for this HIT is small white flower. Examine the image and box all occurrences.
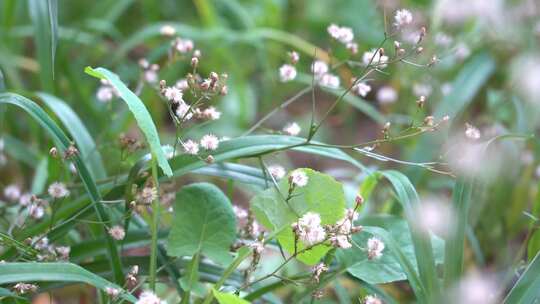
[394,9,413,28]
[455,42,471,60]
[108,225,126,241]
[175,102,193,121]
[19,193,32,206]
[289,51,300,64]
[367,237,385,259]
[29,204,44,219]
[354,82,371,97]
[200,134,219,151]
[32,237,49,250]
[331,235,352,248]
[175,38,194,53]
[319,73,340,89]
[249,241,265,254]
[96,86,114,103]
[465,123,481,140]
[3,184,21,202]
[268,165,286,180]
[144,70,158,83]
[164,87,184,103]
[13,283,38,294]
[311,60,329,76]
[290,169,309,187]
[136,290,163,304]
[377,86,398,104]
[48,182,69,199]
[327,24,354,44]
[105,286,121,297]
[413,83,432,97]
[293,212,326,246]
[362,49,388,68]
[279,64,297,82]
[435,32,453,47]
[203,106,221,120]
[364,295,382,304]
[283,122,301,136]
[183,140,199,155]
[159,25,176,36]
[55,246,70,259]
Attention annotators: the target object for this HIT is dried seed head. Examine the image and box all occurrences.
[49,147,58,158]
[417,95,426,108]
[424,116,435,127]
[63,144,79,159]
[416,46,424,54]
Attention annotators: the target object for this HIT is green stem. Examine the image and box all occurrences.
[149,155,160,291]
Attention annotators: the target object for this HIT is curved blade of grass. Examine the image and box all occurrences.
[381,170,439,301]
[2,134,40,167]
[47,0,57,79]
[37,92,106,179]
[31,157,48,193]
[444,177,473,287]
[0,92,123,284]
[504,251,540,303]
[0,263,136,302]
[27,0,54,91]
[85,66,172,177]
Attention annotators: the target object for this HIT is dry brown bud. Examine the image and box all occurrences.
[49,147,58,158]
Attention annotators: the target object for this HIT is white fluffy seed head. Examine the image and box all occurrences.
[200,134,220,151]
[394,9,413,28]
[136,290,162,304]
[108,225,126,240]
[290,169,309,187]
[183,140,199,155]
[293,212,326,246]
[3,184,21,202]
[367,237,385,259]
[311,60,329,76]
[48,182,70,199]
[268,165,286,180]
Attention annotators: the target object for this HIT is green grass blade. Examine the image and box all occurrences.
[0,263,136,302]
[444,177,473,287]
[37,92,107,179]
[47,0,57,79]
[381,170,439,301]
[85,66,173,177]
[27,0,54,91]
[31,157,48,193]
[0,92,124,284]
[504,251,540,303]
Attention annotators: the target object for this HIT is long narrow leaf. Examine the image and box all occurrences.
[27,0,54,91]
[0,263,136,302]
[504,251,540,303]
[84,66,173,177]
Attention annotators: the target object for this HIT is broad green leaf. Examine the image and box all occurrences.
[251,168,346,265]
[504,251,540,304]
[38,92,107,179]
[213,289,250,304]
[336,215,444,285]
[167,183,236,264]
[444,177,473,287]
[84,66,172,177]
[0,263,136,302]
[0,93,123,284]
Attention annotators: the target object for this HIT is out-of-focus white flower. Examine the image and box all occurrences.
[377,86,398,104]
[175,79,189,90]
[364,295,382,304]
[203,107,221,120]
[289,51,300,64]
[512,55,540,105]
[268,165,286,180]
[233,205,248,221]
[4,184,21,202]
[330,235,352,248]
[327,24,354,44]
[362,49,388,68]
[19,193,32,206]
[144,70,158,84]
[136,187,158,205]
[28,204,44,219]
[32,237,49,250]
[290,169,309,187]
[160,25,176,36]
[200,134,219,151]
[292,212,326,246]
[354,82,371,97]
[319,73,340,89]
[455,42,471,60]
[452,273,497,304]
[96,86,115,103]
[108,225,126,241]
[413,83,432,97]
[441,83,453,96]
[55,246,70,259]
[48,182,69,199]
[175,102,192,122]
[465,123,481,140]
[105,286,121,297]
[283,122,301,136]
[435,32,453,47]
[415,197,453,237]
[164,87,183,103]
[249,241,265,254]
[394,9,413,28]
[175,38,194,54]
[136,290,163,304]
[183,140,199,155]
[311,60,329,76]
[367,237,385,259]
[435,0,503,25]
[279,64,297,82]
